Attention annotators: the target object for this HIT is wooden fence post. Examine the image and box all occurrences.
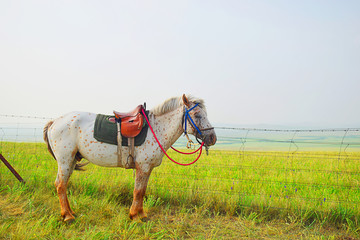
[0,154,25,184]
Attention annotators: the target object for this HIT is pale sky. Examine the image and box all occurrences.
[1,1,359,127]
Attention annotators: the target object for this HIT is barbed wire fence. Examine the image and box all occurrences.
[1,114,360,215]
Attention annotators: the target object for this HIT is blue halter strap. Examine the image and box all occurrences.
[184,103,202,136]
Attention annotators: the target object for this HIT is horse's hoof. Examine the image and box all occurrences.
[129,213,149,222]
[64,216,75,224]
[141,217,149,222]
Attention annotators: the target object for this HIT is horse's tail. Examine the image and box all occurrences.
[43,120,56,160]
[43,120,89,171]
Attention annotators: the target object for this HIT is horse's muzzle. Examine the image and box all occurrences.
[203,131,217,147]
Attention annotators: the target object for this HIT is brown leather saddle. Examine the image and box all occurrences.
[113,104,145,169]
[114,105,144,138]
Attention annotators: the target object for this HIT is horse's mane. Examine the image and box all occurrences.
[151,95,206,116]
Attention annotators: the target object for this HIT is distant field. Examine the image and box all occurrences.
[211,128,360,152]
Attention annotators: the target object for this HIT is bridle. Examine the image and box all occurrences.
[182,103,214,150]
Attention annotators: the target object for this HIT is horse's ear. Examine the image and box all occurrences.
[182,94,190,107]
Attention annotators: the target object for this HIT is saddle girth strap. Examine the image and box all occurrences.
[116,122,136,169]
[116,122,122,167]
[127,138,135,169]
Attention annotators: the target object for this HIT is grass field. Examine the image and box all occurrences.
[1,142,360,239]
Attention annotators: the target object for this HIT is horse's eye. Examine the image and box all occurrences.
[195,114,202,119]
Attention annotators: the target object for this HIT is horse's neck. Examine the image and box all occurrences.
[151,107,184,150]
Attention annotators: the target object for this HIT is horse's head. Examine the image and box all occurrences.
[182,94,217,147]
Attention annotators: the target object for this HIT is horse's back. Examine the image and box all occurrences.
[55,111,96,125]
[48,111,96,142]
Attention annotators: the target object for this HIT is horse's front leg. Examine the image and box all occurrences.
[129,166,152,221]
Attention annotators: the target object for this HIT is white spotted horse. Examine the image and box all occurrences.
[43,94,217,222]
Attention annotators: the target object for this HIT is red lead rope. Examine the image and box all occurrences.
[170,145,202,154]
[142,109,204,166]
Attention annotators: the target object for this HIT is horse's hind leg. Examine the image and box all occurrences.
[54,155,77,222]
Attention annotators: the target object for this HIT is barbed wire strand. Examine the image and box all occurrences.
[0,114,53,120]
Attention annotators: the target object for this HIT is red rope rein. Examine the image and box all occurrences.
[170,145,202,154]
[142,109,204,166]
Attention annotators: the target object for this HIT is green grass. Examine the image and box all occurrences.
[1,142,359,239]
